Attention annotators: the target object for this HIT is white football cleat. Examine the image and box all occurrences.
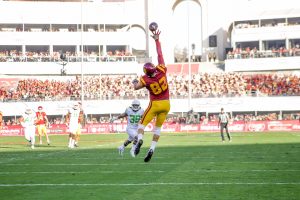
[130,148,136,157]
[118,146,125,156]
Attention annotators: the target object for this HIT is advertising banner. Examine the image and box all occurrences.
[1,120,299,136]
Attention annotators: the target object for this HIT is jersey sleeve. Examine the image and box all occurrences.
[156,40,165,65]
[125,108,129,115]
[156,64,167,74]
[140,76,146,86]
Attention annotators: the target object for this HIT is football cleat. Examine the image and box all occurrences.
[144,149,154,162]
[134,139,143,156]
[130,148,136,158]
[118,146,125,156]
[130,147,135,158]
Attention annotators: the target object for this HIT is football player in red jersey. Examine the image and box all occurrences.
[132,29,170,162]
[36,106,50,145]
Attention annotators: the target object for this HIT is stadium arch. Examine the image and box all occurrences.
[171,0,208,62]
[127,24,147,61]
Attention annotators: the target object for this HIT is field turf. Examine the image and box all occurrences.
[0,132,300,200]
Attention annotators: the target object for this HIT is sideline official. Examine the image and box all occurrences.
[218,107,232,142]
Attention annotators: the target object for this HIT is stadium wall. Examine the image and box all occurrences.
[1,120,299,136]
[232,25,300,43]
[225,56,300,72]
[0,62,141,75]
[0,31,133,46]
[1,96,300,116]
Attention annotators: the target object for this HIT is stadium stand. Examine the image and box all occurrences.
[226,11,300,72]
[0,0,299,130]
[0,72,299,103]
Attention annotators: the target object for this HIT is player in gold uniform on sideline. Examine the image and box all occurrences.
[36,106,50,145]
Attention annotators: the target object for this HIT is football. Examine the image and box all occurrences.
[149,22,158,32]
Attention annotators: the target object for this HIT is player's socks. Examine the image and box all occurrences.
[71,139,75,148]
[31,137,35,147]
[130,145,136,157]
[150,141,157,151]
[118,145,125,156]
[68,138,72,148]
[137,133,143,141]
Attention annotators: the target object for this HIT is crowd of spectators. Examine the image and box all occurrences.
[0,50,135,62]
[227,45,300,59]
[234,19,300,29]
[1,72,300,102]
[1,72,300,125]
[244,73,300,96]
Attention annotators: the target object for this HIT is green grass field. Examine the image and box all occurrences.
[0,132,300,200]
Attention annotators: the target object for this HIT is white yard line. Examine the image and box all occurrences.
[30,155,298,160]
[1,162,179,166]
[96,141,122,147]
[0,182,300,187]
[0,169,300,175]
[2,161,300,166]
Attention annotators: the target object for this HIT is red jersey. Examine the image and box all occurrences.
[0,111,3,127]
[78,110,84,123]
[140,64,169,101]
[36,112,47,125]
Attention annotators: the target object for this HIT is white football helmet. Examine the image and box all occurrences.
[73,102,79,110]
[25,108,33,114]
[131,99,141,111]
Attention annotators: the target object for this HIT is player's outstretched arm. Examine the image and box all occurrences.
[151,30,165,65]
[110,113,127,123]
